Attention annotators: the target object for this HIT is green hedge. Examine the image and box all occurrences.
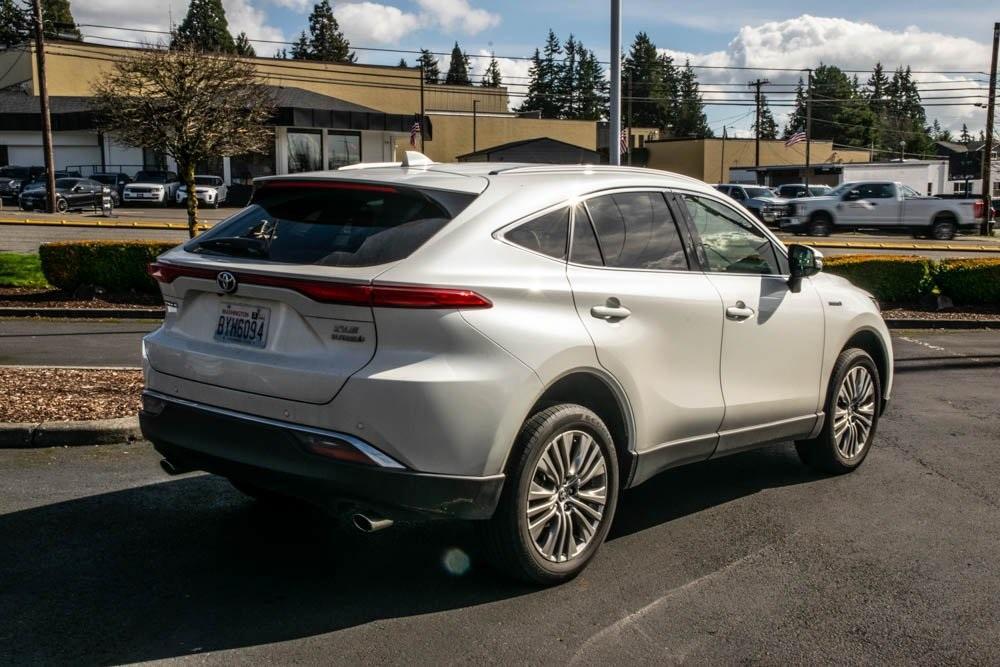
[39,241,177,294]
[935,258,1000,305]
[823,255,935,303]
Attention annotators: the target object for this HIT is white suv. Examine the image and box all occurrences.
[140,155,893,584]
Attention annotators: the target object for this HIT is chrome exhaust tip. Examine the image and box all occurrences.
[352,513,394,533]
[159,458,191,476]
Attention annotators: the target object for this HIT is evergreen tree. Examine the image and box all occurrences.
[481,54,502,88]
[959,123,973,144]
[0,0,30,46]
[536,29,563,118]
[444,41,471,85]
[575,48,608,121]
[785,64,875,149]
[783,77,807,137]
[41,0,79,39]
[234,32,255,57]
[883,66,933,157]
[865,62,890,117]
[753,95,778,140]
[556,34,579,118]
[172,0,236,53]
[623,32,667,129]
[930,119,953,142]
[656,53,680,132]
[274,48,288,59]
[397,58,408,68]
[674,60,711,138]
[517,48,546,115]
[979,129,986,143]
[416,49,440,84]
[292,0,355,63]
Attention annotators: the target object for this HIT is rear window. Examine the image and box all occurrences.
[186,181,476,266]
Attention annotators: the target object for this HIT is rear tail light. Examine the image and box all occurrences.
[147,262,491,309]
[974,200,984,219]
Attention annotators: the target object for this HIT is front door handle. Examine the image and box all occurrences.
[726,301,755,321]
[591,298,631,321]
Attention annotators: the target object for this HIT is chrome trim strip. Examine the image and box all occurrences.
[143,390,406,469]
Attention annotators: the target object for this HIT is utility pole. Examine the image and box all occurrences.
[626,74,632,166]
[981,21,998,235]
[31,0,56,214]
[804,69,813,188]
[748,79,769,178]
[609,0,621,166]
[719,125,727,183]
[419,66,425,152]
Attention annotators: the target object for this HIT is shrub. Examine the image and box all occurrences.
[39,241,177,294]
[935,258,1000,305]
[822,254,935,303]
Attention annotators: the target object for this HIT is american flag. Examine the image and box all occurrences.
[785,131,807,147]
[409,121,422,147]
[620,127,630,154]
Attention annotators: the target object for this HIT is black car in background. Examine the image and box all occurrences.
[90,172,133,206]
[0,165,45,200]
[18,177,111,212]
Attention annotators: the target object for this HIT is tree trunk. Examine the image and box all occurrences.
[182,161,199,238]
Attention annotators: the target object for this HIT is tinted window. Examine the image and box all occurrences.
[194,176,224,186]
[743,187,773,199]
[506,208,568,260]
[135,171,168,183]
[91,174,114,184]
[570,203,603,266]
[187,183,475,267]
[55,178,77,188]
[683,195,782,275]
[857,183,895,199]
[585,192,688,270]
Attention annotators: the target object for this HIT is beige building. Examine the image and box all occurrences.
[645,137,872,184]
[0,40,598,185]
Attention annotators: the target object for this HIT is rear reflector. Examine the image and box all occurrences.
[147,262,491,309]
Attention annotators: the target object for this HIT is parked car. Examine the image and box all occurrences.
[776,183,833,199]
[0,165,44,200]
[141,158,893,585]
[714,183,790,223]
[780,181,984,239]
[176,175,227,208]
[90,172,133,206]
[122,170,180,206]
[18,177,112,212]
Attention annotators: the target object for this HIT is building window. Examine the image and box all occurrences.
[0,145,7,165]
[231,141,276,185]
[287,129,322,173]
[327,131,361,169]
[143,148,166,170]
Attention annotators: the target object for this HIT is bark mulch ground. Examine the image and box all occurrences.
[882,305,1000,321]
[0,287,162,310]
[0,367,142,423]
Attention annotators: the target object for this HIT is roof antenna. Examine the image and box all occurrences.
[401,151,434,168]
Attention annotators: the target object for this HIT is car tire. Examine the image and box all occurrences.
[479,403,619,585]
[796,348,881,475]
[931,217,956,240]
[808,213,833,237]
[56,198,68,213]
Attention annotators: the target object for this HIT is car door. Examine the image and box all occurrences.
[565,190,726,482]
[677,192,825,456]
[839,182,900,227]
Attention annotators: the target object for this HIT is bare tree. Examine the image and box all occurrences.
[91,46,275,237]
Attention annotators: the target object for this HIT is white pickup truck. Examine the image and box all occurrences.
[779,181,984,240]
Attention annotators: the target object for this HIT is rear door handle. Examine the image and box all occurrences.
[725,301,755,321]
[591,301,631,321]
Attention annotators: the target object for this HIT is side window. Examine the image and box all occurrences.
[584,192,689,270]
[858,183,895,199]
[682,195,782,275]
[505,207,569,260]
[732,188,747,201]
[570,203,604,266]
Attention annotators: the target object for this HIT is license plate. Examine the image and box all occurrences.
[214,303,270,348]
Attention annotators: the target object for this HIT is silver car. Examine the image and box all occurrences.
[140,155,893,584]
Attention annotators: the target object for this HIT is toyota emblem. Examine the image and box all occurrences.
[216,271,238,294]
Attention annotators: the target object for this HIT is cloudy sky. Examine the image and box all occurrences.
[74,0,994,136]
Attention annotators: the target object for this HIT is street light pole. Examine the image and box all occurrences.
[30,0,57,214]
[804,69,813,188]
[981,21,998,235]
[609,0,621,166]
[899,139,906,163]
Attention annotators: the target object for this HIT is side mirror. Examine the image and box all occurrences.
[787,244,823,292]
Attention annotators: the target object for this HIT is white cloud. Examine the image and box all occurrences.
[660,15,991,134]
[335,2,421,44]
[414,0,500,35]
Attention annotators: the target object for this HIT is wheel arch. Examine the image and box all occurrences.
[842,327,890,415]
[513,367,638,486]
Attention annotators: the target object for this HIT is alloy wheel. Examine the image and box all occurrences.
[526,429,608,563]
[833,366,876,459]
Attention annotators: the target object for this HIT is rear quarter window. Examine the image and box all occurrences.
[186,182,476,267]
[504,208,568,260]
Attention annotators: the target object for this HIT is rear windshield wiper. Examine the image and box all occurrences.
[192,236,269,258]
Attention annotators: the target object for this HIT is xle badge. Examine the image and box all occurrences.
[332,324,365,343]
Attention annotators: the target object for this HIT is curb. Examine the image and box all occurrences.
[885,319,1000,330]
[0,307,165,319]
[0,416,142,448]
[0,217,209,231]
[775,239,1000,253]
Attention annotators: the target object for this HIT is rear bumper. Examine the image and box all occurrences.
[139,391,505,520]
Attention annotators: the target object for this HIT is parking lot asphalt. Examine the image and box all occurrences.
[0,319,159,367]
[0,330,998,665]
